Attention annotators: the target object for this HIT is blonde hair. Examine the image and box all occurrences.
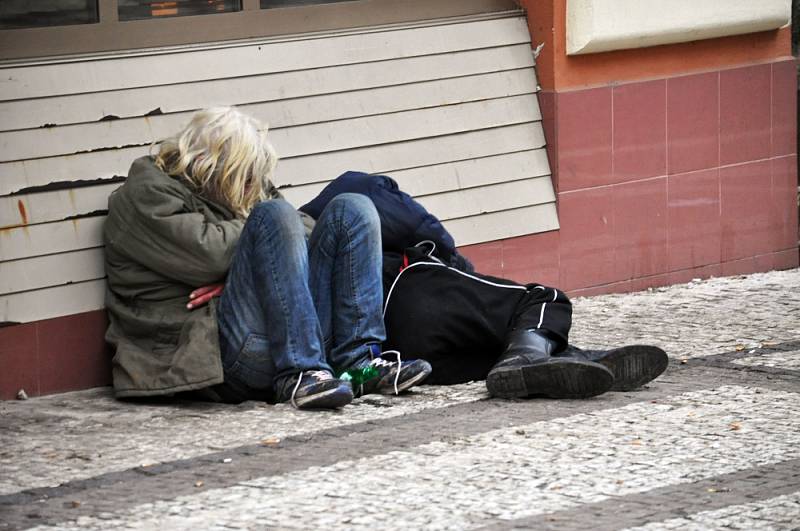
[155,107,278,218]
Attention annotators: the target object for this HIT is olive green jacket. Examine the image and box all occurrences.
[104,156,244,397]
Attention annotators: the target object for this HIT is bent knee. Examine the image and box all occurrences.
[328,193,379,227]
[248,200,305,238]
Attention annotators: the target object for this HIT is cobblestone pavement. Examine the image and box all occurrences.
[623,492,800,531]
[1,268,799,530]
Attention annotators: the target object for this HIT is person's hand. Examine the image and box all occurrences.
[187,283,224,310]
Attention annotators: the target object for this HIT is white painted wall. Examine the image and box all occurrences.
[567,0,791,55]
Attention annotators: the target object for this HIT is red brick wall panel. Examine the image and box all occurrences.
[557,187,617,291]
[500,230,561,287]
[771,249,800,270]
[37,311,111,395]
[0,311,110,400]
[720,160,775,261]
[719,64,772,166]
[459,240,505,279]
[612,177,669,280]
[0,323,39,400]
[771,59,799,158]
[667,168,722,271]
[667,72,720,175]
[612,80,667,183]
[556,87,613,191]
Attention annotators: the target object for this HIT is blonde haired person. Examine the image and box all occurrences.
[103,107,431,408]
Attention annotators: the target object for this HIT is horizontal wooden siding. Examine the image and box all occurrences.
[0,13,557,323]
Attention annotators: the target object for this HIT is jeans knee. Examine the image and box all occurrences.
[328,193,379,231]
[249,200,305,240]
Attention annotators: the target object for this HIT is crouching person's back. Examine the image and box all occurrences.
[104,150,242,398]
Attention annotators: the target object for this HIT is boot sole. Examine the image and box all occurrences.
[486,359,613,399]
[598,345,669,391]
[293,384,354,409]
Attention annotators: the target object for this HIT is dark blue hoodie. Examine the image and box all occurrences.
[299,171,473,272]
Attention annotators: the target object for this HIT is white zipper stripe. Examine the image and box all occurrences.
[536,303,547,328]
[535,288,558,328]
[382,260,527,318]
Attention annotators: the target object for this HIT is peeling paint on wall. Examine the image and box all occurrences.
[8,176,126,197]
[64,210,109,221]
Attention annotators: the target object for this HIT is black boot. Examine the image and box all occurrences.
[486,329,614,399]
[561,344,668,391]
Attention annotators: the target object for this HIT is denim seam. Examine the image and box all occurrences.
[263,220,300,372]
[342,213,366,347]
[308,226,335,353]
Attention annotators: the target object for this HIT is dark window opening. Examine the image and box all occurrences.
[261,0,356,7]
[118,0,239,21]
[0,0,98,29]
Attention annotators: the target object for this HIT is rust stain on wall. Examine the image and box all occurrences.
[0,201,31,232]
[17,200,28,225]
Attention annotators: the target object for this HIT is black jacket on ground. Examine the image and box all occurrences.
[382,247,572,384]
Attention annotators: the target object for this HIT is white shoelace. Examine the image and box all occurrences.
[371,350,402,395]
[289,370,332,409]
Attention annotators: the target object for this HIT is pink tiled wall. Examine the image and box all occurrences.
[462,58,799,296]
[0,311,111,400]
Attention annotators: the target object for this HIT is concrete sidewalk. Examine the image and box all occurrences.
[2,269,799,530]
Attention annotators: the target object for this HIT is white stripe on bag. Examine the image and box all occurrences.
[382,260,527,318]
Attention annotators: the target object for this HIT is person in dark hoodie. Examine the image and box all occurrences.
[103,107,432,410]
[300,172,669,400]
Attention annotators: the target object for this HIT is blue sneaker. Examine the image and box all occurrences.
[350,348,432,397]
[275,370,353,409]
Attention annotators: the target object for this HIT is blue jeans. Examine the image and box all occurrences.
[216,194,385,400]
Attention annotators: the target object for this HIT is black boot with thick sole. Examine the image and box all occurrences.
[486,329,614,399]
[563,345,668,391]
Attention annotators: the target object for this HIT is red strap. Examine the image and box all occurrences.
[400,253,409,272]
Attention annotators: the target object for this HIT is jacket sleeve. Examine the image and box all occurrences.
[112,180,244,286]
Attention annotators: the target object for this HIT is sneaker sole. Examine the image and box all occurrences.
[598,345,669,391]
[292,384,354,409]
[486,359,613,399]
[379,366,432,395]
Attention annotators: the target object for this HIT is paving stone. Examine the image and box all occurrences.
[731,349,800,370]
[2,268,800,531]
[0,382,486,495]
[570,269,800,360]
[29,386,800,530]
[622,491,800,531]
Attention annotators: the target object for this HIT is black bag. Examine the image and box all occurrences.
[382,248,528,384]
[382,246,573,384]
